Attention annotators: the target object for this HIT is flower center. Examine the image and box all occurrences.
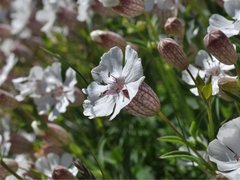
[53,86,64,98]
[101,77,125,96]
[206,66,221,77]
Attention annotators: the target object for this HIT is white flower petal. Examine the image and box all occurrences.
[182,65,199,86]
[60,153,73,168]
[35,156,52,177]
[208,139,240,171]
[217,117,240,155]
[195,50,211,69]
[0,54,17,86]
[208,14,239,37]
[144,0,155,11]
[224,0,240,20]
[91,46,123,84]
[122,45,143,83]
[190,87,199,96]
[64,68,77,88]
[83,95,115,119]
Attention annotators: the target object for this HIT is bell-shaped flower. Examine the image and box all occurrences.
[208,116,240,179]
[182,50,234,96]
[83,45,145,120]
[207,0,240,37]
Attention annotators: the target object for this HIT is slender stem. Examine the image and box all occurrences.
[186,69,214,140]
[0,158,22,180]
[158,111,215,175]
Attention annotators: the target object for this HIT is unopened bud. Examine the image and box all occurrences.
[158,38,189,70]
[52,166,76,180]
[164,17,184,36]
[10,134,33,154]
[0,24,12,38]
[45,123,72,146]
[92,0,116,16]
[125,82,160,117]
[218,77,240,101]
[0,158,18,179]
[156,0,178,26]
[0,89,19,108]
[12,43,33,59]
[91,30,127,49]
[204,30,237,65]
[112,0,144,17]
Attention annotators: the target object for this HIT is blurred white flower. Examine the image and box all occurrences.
[35,153,77,178]
[0,116,11,157]
[208,116,240,179]
[77,0,93,22]
[0,54,17,86]
[36,0,74,34]
[208,0,240,37]
[13,62,77,121]
[182,50,234,96]
[83,45,145,120]
[10,0,32,37]
[5,154,33,180]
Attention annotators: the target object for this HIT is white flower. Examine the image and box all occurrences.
[77,0,93,22]
[83,45,145,120]
[36,0,74,34]
[10,0,32,37]
[13,62,77,121]
[35,153,77,178]
[36,63,77,121]
[208,0,240,37]
[182,50,234,96]
[208,116,240,179]
[5,154,33,180]
[0,54,17,87]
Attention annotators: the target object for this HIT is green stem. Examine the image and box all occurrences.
[158,111,215,175]
[186,69,214,140]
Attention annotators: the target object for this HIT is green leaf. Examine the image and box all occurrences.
[158,136,186,145]
[202,83,212,100]
[160,151,200,165]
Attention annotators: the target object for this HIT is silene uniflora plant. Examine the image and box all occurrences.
[2,0,240,179]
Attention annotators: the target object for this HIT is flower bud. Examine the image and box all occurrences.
[164,17,185,36]
[125,82,160,117]
[90,30,127,49]
[218,77,240,101]
[45,123,72,146]
[204,30,237,65]
[0,158,18,179]
[112,0,144,17]
[10,134,33,154]
[52,166,76,180]
[0,89,19,108]
[158,38,189,70]
[92,0,116,16]
[12,43,33,59]
[0,24,12,39]
[156,0,178,26]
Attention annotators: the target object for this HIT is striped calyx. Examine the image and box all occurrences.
[204,30,237,65]
[112,0,144,17]
[125,82,160,117]
[90,30,127,49]
[158,38,189,70]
